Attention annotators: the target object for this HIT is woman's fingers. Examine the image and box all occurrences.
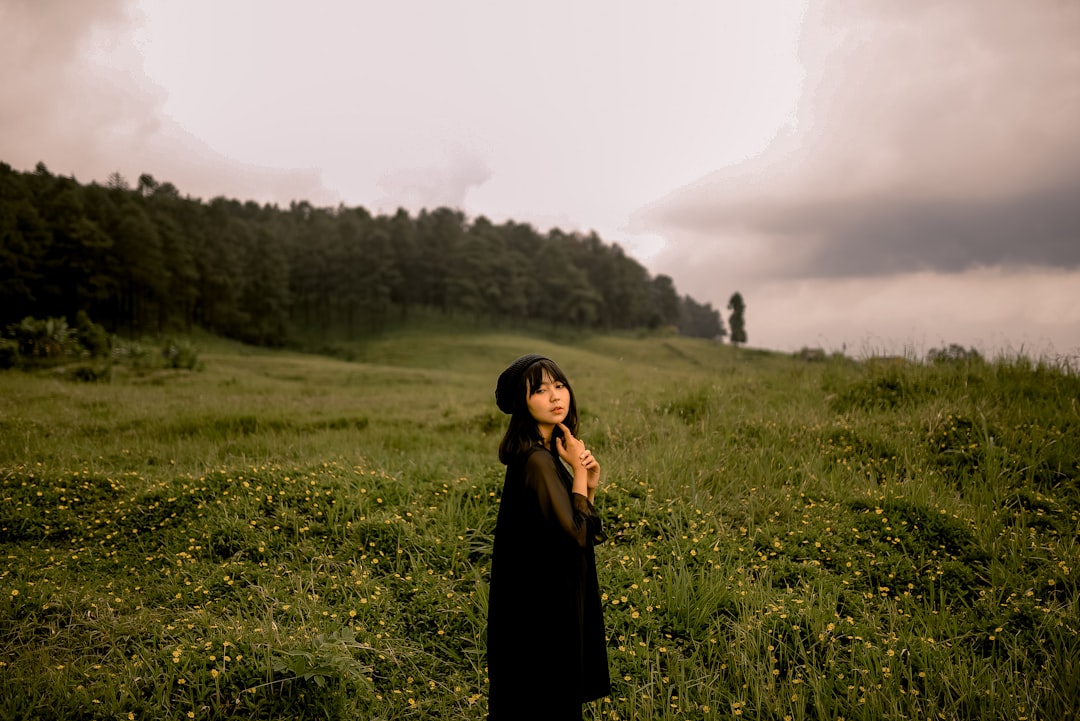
[556,422,582,450]
[556,423,599,474]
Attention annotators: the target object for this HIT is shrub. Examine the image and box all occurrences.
[6,316,78,362]
[74,310,111,357]
[67,362,112,383]
[795,346,826,362]
[0,314,117,371]
[161,337,200,370]
[928,343,983,364]
[110,337,154,368]
[0,339,19,369]
[109,337,201,372]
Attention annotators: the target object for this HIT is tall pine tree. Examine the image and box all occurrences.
[728,292,747,346]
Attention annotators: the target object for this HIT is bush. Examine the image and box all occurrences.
[111,336,201,372]
[66,362,112,383]
[7,316,78,362]
[74,310,111,357]
[794,347,826,362]
[0,339,19,369]
[161,338,200,370]
[110,337,153,368]
[1,313,116,370]
[928,343,983,364]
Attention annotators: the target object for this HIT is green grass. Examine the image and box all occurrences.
[1,331,1078,720]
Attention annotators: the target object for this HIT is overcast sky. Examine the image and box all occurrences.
[2,0,1077,359]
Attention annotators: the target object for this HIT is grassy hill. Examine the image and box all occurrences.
[1,331,1077,719]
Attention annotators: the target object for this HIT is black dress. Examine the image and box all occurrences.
[486,444,610,721]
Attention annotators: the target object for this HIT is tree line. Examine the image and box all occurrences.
[0,161,728,346]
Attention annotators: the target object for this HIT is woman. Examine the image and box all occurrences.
[486,354,611,721]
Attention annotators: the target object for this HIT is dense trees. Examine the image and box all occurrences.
[0,162,727,343]
[679,295,726,341]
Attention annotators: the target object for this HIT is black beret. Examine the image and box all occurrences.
[495,353,552,414]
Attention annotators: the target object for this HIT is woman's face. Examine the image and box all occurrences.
[525,370,569,438]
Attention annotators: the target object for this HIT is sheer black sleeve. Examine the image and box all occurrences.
[523,449,606,547]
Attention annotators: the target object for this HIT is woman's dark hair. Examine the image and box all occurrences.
[498,358,578,465]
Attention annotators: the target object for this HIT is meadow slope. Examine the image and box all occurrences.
[1,332,1078,720]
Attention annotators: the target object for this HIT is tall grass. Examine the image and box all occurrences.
[1,333,1077,719]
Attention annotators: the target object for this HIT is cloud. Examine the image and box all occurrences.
[0,0,131,169]
[637,0,1080,280]
[376,146,493,212]
[744,268,1080,358]
[0,0,337,205]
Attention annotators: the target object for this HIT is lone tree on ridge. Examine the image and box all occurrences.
[728,292,747,346]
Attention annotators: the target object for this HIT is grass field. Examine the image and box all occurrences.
[1,330,1078,720]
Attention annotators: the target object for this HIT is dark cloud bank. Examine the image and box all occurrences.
[638,0,1080,282]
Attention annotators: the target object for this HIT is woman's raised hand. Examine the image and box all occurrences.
[555,422,601,489]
